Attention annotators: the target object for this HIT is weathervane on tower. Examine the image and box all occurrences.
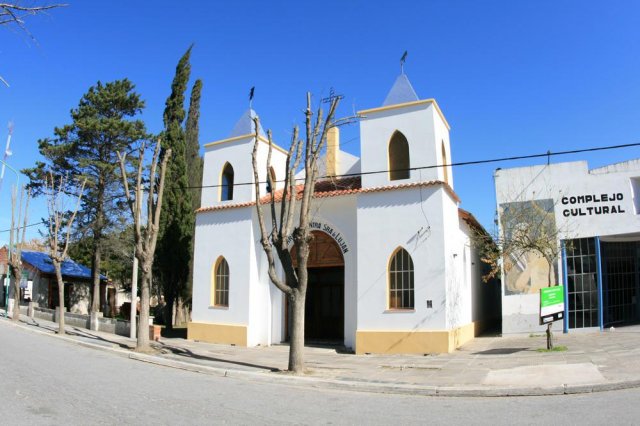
[400,50,408,74]
[249,86,255,109]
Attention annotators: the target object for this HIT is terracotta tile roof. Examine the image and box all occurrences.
[360,180,460,202]
[196,201,255,213]
[261,176,362,203]
[458,208,488,234]
[196,177,460,213]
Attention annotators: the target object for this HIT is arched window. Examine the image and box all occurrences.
[388,131,410,181]
[389,248,414,309]
[266,167,276,193]
[220,163,234,201]
[212,257,229,307]
[441,141,449,184]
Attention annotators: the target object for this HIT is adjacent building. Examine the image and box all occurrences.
[495,159,640,334]
[0,247,109,315]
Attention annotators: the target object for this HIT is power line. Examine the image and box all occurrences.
[0,220,45,234]
[2,141,638,235]
[181,141,640,190]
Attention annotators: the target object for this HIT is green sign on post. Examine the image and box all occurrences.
[540,286,564,325]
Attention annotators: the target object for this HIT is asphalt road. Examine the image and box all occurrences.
[1,321,640,425]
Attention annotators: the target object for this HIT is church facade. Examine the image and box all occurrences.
[188,74,499,354]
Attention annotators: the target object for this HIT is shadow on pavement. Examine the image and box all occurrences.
[473,348,530,355]
[21,318,132,350]
[155,342,281,372]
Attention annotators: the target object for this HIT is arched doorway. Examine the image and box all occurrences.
[289,230,345,342]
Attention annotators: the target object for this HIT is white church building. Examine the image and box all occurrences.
[188,73,499,354]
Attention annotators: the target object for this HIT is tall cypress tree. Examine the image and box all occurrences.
[181,79,203,321]
[156,46,194,329]
[185,79,203,212]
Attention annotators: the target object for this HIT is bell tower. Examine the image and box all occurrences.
[200,108,288,208]
[357,73,453,190]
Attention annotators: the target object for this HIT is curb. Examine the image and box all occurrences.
[127,349,640,398]
[4,318,640,398]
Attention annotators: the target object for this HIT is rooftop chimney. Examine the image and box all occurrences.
[326,126,339,177]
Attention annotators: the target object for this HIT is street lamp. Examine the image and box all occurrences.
[0,158,19,317]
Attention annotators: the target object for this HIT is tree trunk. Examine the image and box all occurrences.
[136,266,151,351]
[175,297,185,326]
[546,257,554,350]
[11,265,21,321]
[55,264,65,335]
[91,240,102,313]
[288,291,306,373]
[164,293,175,330]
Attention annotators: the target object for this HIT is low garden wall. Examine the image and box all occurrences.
[31,305,132,337]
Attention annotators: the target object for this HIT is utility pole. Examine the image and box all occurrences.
[129,184,141,339]
[0,158,19,316]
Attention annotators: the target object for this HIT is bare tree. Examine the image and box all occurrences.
[7,184,29,321]
[44,171,86,334]
[0,2,66,27]
[118,140,171,351]
[1,2,67,86]
[251,93,343,374]
[473,198,563,349]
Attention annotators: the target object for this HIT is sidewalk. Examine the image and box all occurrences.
[4,315,640,397]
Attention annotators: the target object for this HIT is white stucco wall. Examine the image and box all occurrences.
[192,208,254,328]
[356,186,449,331]
[443,202,472,329]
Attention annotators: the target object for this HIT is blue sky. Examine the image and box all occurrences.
[1,0,639,245]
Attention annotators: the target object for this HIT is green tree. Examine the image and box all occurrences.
[68,226,135,294]
[24,79,148,318]
[156,46,194,329]
[179,78,203,323]
[186,79,203,212]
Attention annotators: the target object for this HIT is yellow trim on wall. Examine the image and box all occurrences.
[210,256,228,307]
[187,322,247,346]
[355,322,476,354]
[441,140,449,185]
[204,134,288,154]
[358,99,451,130]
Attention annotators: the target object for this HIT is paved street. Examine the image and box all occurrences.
[2,320,640,425]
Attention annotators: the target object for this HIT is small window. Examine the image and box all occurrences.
[441,141,449,184]
[388,131,410,181]
[389,248,414,309]
[221,163,234,201]
[213,257,229,307]
[266,167,276,193]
